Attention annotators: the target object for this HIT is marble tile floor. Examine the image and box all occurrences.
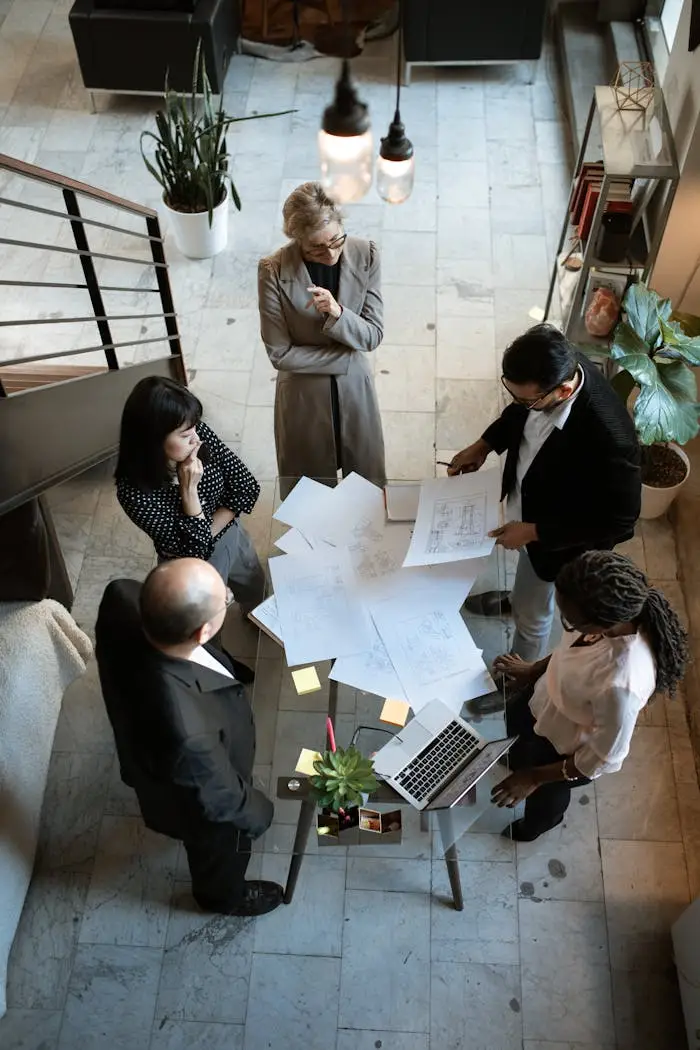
[0,2,696,1046]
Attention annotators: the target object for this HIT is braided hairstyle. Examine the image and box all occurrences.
[555,550,689,697]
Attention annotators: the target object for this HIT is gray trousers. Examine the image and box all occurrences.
[209,520,265,616]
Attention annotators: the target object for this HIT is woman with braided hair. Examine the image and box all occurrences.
[491,550,688,841]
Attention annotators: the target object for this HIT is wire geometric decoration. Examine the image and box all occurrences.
[612,62,656,112]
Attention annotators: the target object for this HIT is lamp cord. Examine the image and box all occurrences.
[395,0,403,116]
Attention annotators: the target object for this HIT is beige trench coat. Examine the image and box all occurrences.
[257,236,386,488]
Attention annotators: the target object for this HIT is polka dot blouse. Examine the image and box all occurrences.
[116,421,260,561]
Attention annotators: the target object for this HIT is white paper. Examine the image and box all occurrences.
[384,483,420,522]
[349,523,413,588]
[275,527,313,555]
[249,594,284,646]
[312,471,386,547]
[370,604,483,703]
[403,470,501,567]
[268,548,374,666]
[408,661,497,716]
[272,476,336,532]
[329,621,408,701]
[371,558,487,610]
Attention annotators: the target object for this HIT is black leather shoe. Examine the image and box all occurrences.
[199,881,284,917]
[501,817,563,842]
[463,590,512,617]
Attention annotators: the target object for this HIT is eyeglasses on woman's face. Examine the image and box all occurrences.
[303,231,347,257]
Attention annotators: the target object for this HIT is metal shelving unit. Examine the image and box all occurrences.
[544,85,680,347]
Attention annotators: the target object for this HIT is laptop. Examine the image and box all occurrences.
[372,698,517,811]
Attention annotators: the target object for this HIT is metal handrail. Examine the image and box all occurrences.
[0,280,160,292]
[0,152,184,397]
[0,312,176,327]
[0,237,167,267]
[0,334,180,370]
[0,196,163,242]
[0,153,157,218]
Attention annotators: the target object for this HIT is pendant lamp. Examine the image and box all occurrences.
[318,58,373,203]
[376,0,414,204]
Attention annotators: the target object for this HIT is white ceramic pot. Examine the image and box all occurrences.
[164,190,228,259]
[640,443,690,520]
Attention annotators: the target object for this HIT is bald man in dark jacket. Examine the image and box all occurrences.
[95,558,281,916]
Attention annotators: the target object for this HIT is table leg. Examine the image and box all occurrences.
[284,797,316,905]
[444,842,464,911]
[435,810,464,911]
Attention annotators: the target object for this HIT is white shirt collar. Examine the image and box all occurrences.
[546,365,584,431]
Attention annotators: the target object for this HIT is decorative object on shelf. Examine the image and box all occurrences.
[309,744,378,812]
[595,211,633,264]
[584,287,621,338]
[612,61,655,113]
[318,58,373,203]
[376,0,414,204]
[544,87,679,349]
[601,282,700,517]
[141,42,293,258]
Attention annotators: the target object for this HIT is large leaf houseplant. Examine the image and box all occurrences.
[600,282,700,517]
[141,43,293,259]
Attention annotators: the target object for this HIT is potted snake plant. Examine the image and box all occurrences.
[141,43,293,259]
[598,282,700,518]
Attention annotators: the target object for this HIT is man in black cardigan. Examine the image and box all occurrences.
[449,324,641,664]
[95,558,282,916]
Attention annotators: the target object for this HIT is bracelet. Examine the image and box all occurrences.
[561,758,578,782]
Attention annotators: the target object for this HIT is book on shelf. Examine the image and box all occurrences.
[578,188,634,241]
[570,161,604,224]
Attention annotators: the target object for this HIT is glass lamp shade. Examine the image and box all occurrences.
[376,154,415,204]
[318,128,374,204]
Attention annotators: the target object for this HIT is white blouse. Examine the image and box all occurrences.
[529,628,657,778]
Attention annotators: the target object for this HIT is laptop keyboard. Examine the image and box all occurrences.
[395,721,482,802]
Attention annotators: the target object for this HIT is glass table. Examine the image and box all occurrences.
[247,477,513,910]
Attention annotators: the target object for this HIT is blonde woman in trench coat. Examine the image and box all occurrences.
[257,182,386,493]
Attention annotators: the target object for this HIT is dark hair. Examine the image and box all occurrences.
[139,564,218,646]
[556,550,689,697]
[114,376,202,490]
[502,324,578,390]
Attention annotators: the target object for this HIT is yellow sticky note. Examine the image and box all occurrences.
[381,698,410,727]
[291,666,322,695]
[295,748,322,776]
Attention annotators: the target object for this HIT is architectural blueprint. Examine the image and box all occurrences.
[268,548,374,666]
[403,469,501,567]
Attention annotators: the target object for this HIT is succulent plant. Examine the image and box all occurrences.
[309,746,378,813]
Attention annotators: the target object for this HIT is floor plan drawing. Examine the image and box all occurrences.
[427,493,486,555]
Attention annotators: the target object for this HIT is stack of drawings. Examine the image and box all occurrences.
[250,469,503,716]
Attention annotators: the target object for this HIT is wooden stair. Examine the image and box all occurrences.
[0,363,107,395]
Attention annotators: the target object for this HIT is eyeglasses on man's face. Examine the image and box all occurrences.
[500,375,559,410]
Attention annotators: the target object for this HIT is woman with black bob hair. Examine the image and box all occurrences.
[115,376,265,615]
[491,550,688,841]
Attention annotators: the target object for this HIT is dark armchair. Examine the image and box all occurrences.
[69,0,241,97]
[402,0,548,82]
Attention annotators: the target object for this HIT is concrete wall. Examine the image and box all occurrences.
[651,0,700,311]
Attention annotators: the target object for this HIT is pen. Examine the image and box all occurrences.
[436,460,452,467]
[326,716,337,753]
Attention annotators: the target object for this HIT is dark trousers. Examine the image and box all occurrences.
[506,686,590,834]
[182,824,252,911]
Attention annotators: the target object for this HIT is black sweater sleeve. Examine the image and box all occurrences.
[116,477,216,560]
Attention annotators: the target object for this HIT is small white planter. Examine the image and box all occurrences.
[164,190,229,259]
[640,443,690,520]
